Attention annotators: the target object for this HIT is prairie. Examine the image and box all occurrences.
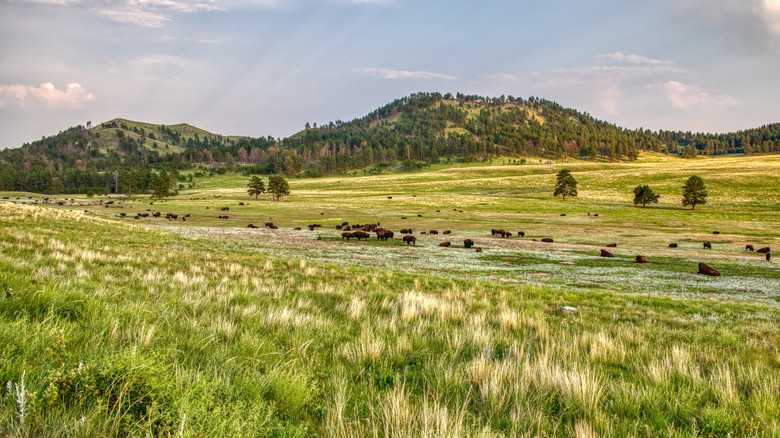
[0,153,778,437]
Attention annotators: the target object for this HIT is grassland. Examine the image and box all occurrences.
[1,153,779,437]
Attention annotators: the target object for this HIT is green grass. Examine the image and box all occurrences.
[1,153,779,437]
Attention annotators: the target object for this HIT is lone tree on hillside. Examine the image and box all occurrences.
[553,168,578,201]
[633,185,660,208]
[268,175,290,201]
[247,176,266,200]
[682,175,708,210]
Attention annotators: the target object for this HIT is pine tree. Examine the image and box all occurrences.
[553,168,578,201]
[247,176,266,200]
[633,185,660,207]
[682,175,707,210]
[268,175,290,201]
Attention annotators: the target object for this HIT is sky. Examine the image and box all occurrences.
[2,0,780,149]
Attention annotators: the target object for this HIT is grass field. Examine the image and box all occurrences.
[1,153,778,437]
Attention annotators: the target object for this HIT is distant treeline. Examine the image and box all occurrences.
[2,92,780,194]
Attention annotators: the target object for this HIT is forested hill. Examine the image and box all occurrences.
[2,92,780,194]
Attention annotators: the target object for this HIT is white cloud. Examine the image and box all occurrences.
[596,52,674,66]
[0,82,95,109]
[353,67,456,80]
[664,80,736,111]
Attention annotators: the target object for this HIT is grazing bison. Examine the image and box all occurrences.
[403,235,417,246]
[293,227,301,230]
[463,239,474,249]
[265,222,274,228]
[560,214,566,216]
[443,230,451,235]
[400,229,412,234]
[541,238,554,243]
[220,207,229,211]
[757,247,771,254]
[600,249,615,258]
[698,262,721,276]
[376,229,394,241]
[352,231,370,241]
[703,242,712,250]
[636,256,649,264]
[668,243,678,248]
[336,225,343,230]
[746,244,754,251]
[491,229,504,236]
[341,232,353,240]
[429,230,439,235]
[712,231,720,234]
[439,241,451,247]
[517,232,525,237]
[247,224,258,228]
[606,243,617,248]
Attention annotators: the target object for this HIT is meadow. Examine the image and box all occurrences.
[0,153,778,437]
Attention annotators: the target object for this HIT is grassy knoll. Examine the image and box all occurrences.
[1,153,779,437]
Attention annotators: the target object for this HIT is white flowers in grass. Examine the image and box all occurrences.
[7,371,26,430]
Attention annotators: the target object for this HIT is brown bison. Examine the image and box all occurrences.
[376,230,394,241]
[475,248,482,252]
[463,239,475,249]
[429,230,439,235]
[400,229,412,234]
[767,253,771,262]
[265,222,274,228]
[746,244,754,251]
[712,231,720,234]
[600,249,615,258]
[439,241,451,247]
[403,235,417,246]
[636,256,649,264]
[352,231,370,241]
[517,232,525,237]
[541,238,554,243]
[341,232,353,240]
[668,243,678,248]
[443,230,451,235]
[606,243,617,248]
[757,247,771,254]
[247,224,258,228]
[293,227,301,230]
[703,242,712,250]
[698,262,721,276]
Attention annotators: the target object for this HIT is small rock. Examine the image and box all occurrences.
[562,306,577,314]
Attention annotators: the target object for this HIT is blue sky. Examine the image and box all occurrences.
[2,0,780,149]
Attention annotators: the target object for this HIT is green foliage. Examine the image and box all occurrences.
[553,168,578,200]
[268,175,290,201]
[247,175,266,200]
[682,175,708,210]
[633,184,660,207]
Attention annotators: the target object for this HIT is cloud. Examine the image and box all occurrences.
[668,0,780,49]
[596,52,674,66]
[664,80,736,111]
[0,82,95,109]
[353,67,456,80]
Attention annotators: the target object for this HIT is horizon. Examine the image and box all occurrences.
[3,1,780,149]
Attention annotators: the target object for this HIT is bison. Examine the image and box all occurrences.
[600,249,615,257]
[429,230,439,235]
[541,238,554,243]
[703,242,712,250]
[746,244,754,251]
[376,229,395,241]
[341,232,353,240]
[757,247,771,254]
[247,224,258,228]
[767,253,771,262]
[400,229,412,234]
[698,262,721,276]
[668,243,678,248]
[352,231,370,241]
[463,239,474,249]
[443,230,451,235]
[439,241,451,247]
[636,256,649,264]
[606,243,617,248]
[293,227,301,230]
[517,231,525,237]
[403,235,417,246]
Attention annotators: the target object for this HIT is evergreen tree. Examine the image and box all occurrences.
[682,175,707,210]
[553,168,578,201]
[247,176,266,200]
[268,175,290,201]
[633,185,660,207]
[151,170,171,199]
